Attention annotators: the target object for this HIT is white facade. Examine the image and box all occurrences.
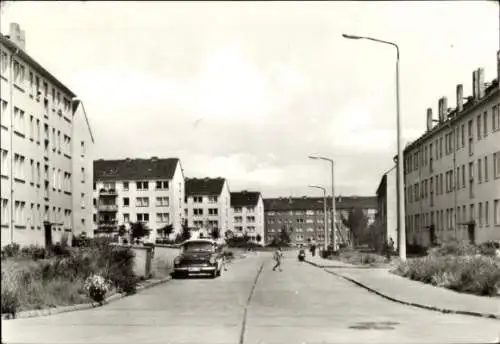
[404,63,500,247]
[376,167,398,250]
[184,178,231,235]
[0,25,94,247]
[92,158,185,241]
[71,101,94,238]
[230,192,265,244]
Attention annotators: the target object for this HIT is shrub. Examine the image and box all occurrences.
[83,274,111,304]
[477,241,500,257]
[2,243,21,258]
[20,245,47,260]
[1,287,20,316]
[393,255,500,296]
[428,240,478,257]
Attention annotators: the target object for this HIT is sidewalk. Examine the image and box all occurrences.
[305,254,500,320]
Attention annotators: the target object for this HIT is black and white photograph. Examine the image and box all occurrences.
[0,1,499,343]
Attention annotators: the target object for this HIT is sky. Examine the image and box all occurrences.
[1,1,498,198]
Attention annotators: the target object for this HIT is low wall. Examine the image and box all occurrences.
[152,245,181,278]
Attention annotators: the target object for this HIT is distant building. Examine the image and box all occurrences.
[375,166,398,251]
[184,177,231,236]
[93,157,185,241]
[403,55,500,248]
[263,196,377,247]
[230,191,265,244]
[0,23,94,248]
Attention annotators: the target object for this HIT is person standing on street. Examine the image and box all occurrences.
[272,247,284,272]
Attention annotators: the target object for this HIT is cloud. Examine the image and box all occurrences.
[2,1,497,197]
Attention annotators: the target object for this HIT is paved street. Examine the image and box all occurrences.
[2,253,499,344]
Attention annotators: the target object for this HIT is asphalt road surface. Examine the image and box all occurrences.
[2,252,499,344]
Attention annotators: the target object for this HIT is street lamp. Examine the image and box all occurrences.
[342,33,406,261]
[308,156,336,251]
[308,185,328,251]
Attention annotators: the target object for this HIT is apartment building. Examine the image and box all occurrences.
[184,177,231,236]
[0,23,94,248]
[375,166,398,250]
[230,191,265,244]
[263,196,377,247]
[93,157,185,241]
[404,55,500,247]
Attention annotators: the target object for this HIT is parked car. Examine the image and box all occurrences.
[173,239,224,278]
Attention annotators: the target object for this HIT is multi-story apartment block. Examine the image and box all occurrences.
[404,55,500,248]
[93,157,185,241]
[230,191,265,244]
[263,196,377,247]
[184,177,231,236]
[0,23,94,248]
[375,166,398,250]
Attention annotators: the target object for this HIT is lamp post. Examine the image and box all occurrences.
[308,156,336,251]
[308,185,328,251]
[342,33,406,261]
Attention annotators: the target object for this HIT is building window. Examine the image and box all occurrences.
[193,196,203,203]
[477,158,482,183]
[494,200,500,226]
[156,213,169,223]
[494,152,500,179]
[156,196,169,207]
[484,157,489,182]
[0,149,8,176]
[247,216,256,222]
[477,114,482,140]
[193,208,203,216]
[493,105,500,132]
[234,216,242,223]
[1,198,8,225]
[485,201,489,226]
[136,181,148,190]
[156,180,169,190]
[234,207,242,213]
[208,208,218,215]
[122,181,129,191]
[136,197,149,207]
[137,213,149,222]
[123,213,130,223]
[81,167,85,183]
[14,201,26,226]
[208,196,218,204]
[14,154,25,180]
[123,197,130,207]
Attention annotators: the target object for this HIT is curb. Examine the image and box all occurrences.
[305,260,500,320]
[1,276,173,321]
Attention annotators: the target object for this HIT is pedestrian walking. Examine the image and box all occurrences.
[385,237,394,261]
[272,247,284,272]
[310,239,317,257]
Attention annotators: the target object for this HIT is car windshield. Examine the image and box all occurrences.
[183,242,214,253]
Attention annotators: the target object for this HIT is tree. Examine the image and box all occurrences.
[118,225,127,238]
[211,227,220,240]
[255,234,262,243]
[179,220,191,242]
[341,208,368,247]
[130,222,150,241]
[160,224,174,239]
[224,230,233,239]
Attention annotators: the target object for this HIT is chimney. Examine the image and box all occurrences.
[8,23,26,51]
[442,97,448,119]
[456,84,463,113]
[477,68,485,99]
[497,50,500,83]
[472,70,478,99]
[438,98,444,123]
[426,108,433,131]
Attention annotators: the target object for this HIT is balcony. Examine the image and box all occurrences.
[98,219,118,225]
[98,204,118,212]
[99,188,117,197]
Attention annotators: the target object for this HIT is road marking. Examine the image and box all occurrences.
[239,261,264,344]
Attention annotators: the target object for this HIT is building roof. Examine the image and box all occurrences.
[72,100,95,144]
[185,177,226,196]
[263,196,377,212]
[404,77,498,154]
[0,33,76,98]
[94,157,179,181]
[231,191,261,207]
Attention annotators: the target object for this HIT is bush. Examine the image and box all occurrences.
[393,255,500,296]
[2,243,21,258]
[428,240,478,257]
[20,245,47,260]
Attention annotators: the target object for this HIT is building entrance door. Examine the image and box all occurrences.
[44,221,52,248]
[467,223,475,245]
